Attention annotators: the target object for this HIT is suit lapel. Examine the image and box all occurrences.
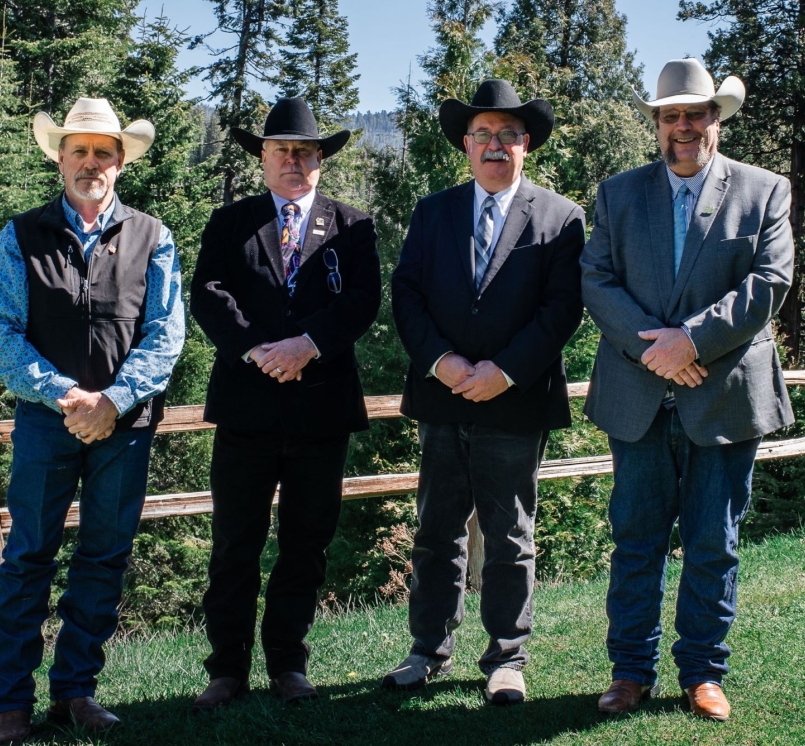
[477,180,533,296]
[450,181,476,290]
[252,192,285,285]
[668,154,730,314]
[644,162,675,317]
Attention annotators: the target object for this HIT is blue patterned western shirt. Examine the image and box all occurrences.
[0,193,185,416]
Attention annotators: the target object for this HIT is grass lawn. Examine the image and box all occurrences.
[22,530,805,745]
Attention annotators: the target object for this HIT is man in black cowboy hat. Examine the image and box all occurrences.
[190,97,380,706]
[384,80,584,703]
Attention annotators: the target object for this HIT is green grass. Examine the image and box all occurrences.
[23,530,805,745]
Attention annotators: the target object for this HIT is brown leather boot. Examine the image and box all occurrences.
[0,710,32,745]
[192,677,249,711]
[686,682,730,721]
[47,697,120,731]
[598,679,659,713]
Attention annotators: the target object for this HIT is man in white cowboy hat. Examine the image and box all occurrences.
[190,96,380,707]
[0,97,184,742]
[581,58,794,719]
[384,79,585,703]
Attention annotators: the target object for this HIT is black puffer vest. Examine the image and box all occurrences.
[13,194,165,429]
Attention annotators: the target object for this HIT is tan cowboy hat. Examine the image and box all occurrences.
[632,58,745,121]
[33,97,155,164]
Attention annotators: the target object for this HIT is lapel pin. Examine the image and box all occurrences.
[315,217,325,226]
[702,205,715,215]
[108,245,117,254]
[312,229,326,236]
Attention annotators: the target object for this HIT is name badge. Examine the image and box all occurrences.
[312,229,326,236]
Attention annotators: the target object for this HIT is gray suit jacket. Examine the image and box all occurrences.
[581,153,794,445]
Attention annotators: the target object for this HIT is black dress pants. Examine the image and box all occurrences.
[202,425,349,681]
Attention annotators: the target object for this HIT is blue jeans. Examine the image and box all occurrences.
[606,406,759,691]
[0,401,153,713]
[409,422,546,673]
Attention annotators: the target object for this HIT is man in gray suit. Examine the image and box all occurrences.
[581,59,794,720]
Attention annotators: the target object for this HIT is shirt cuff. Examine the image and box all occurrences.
[500,369,515,388]
[243,346,258,363]
[100,385,128,417]
[303,333,320,359]
[428,351,452,378]
[680,324,699,359]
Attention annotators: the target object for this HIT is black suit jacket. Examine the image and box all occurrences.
[190,191,381,435]
[392,177,585,434]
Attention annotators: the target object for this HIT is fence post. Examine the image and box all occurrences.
[466,509,484,591]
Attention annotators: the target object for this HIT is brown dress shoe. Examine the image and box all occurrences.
[598,679,659,713]
[0,710,32,744]
[192,677,249,711]
[270,672,318,704]
[47,697,121,731]
[686,682,730,721]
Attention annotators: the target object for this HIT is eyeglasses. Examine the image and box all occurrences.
[657,108,710,124]
[323,247,341,294]
[466,130,524,145]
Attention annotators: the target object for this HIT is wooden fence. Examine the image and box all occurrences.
[2,371,805,549]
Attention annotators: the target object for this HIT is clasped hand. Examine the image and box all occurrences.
[435,353,508,402]
[639,328,708,387]
[250,336,317,382]
[57,388,118,443]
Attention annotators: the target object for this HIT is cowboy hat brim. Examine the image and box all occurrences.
[231,127,351,159]
[438,98,555,152]
[33,111,155,164]
[632,75,745,121]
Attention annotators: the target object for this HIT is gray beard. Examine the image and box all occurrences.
[663,134,713,170]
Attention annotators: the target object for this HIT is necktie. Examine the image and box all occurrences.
[673,184,690,277]
[281,202,302,296]
[474,195,496,290]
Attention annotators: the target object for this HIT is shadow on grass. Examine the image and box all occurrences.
[23,679,688,746]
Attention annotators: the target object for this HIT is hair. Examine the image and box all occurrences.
[58,134,124,154]
[651,102,721,128]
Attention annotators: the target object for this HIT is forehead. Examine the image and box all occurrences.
[264,139,320,152]
[468,111,524,131]
[61,133,121,152]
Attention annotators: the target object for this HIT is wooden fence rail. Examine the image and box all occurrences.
[2,371,805,539]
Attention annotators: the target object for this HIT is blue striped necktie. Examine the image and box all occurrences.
[673,184,690,277]
[474,195,496,289]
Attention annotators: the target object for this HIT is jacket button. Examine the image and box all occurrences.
[285,309,292,317]
[471,307,479,315]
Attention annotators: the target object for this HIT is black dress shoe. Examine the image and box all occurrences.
[0,710,32,744]
[270,672,318,704]
[192,677,249,711]
[47,697,121,731]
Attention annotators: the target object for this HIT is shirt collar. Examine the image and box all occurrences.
[61,193,116,236]
[665,157,714,200]
[474,176,521,217]
[271,188,316,218]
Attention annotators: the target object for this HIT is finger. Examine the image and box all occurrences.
[695,363,709,377]
[637,329,661,340]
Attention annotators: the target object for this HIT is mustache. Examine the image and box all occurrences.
[74,169,106,182]
[481,151,510,163]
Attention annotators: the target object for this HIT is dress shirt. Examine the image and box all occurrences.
[0,193,185,416]
[429,178,522,387]
[664,160,713,358]
[243,189,320,362]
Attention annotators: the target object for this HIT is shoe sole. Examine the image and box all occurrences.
[381,659,454,691]
[485,689,525,705]
[598,684,660,714]
[46,712,121,732]
[190,684,251,713]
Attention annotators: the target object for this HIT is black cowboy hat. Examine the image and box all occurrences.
[231,96,350,159]
[438,79,554,152]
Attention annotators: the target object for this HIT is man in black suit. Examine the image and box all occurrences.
[384,80,585,704]
[190,97,380,705]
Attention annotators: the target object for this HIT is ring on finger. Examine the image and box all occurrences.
[276,366,282,373]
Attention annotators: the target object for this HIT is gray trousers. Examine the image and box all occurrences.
[409,421,547,673]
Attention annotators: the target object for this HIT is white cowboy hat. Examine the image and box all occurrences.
[632,58,745,121]
[33,97,155,164]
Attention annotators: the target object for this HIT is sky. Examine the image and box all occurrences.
[133,0,726,113]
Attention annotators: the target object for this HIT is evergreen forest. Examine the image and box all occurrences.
[0,0,803,630]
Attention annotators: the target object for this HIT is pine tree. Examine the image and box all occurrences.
[679,0,805,363]
[192,0,286,204]
[276,0,363,205]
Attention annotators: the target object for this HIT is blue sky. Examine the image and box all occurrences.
[134,0,725,112]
